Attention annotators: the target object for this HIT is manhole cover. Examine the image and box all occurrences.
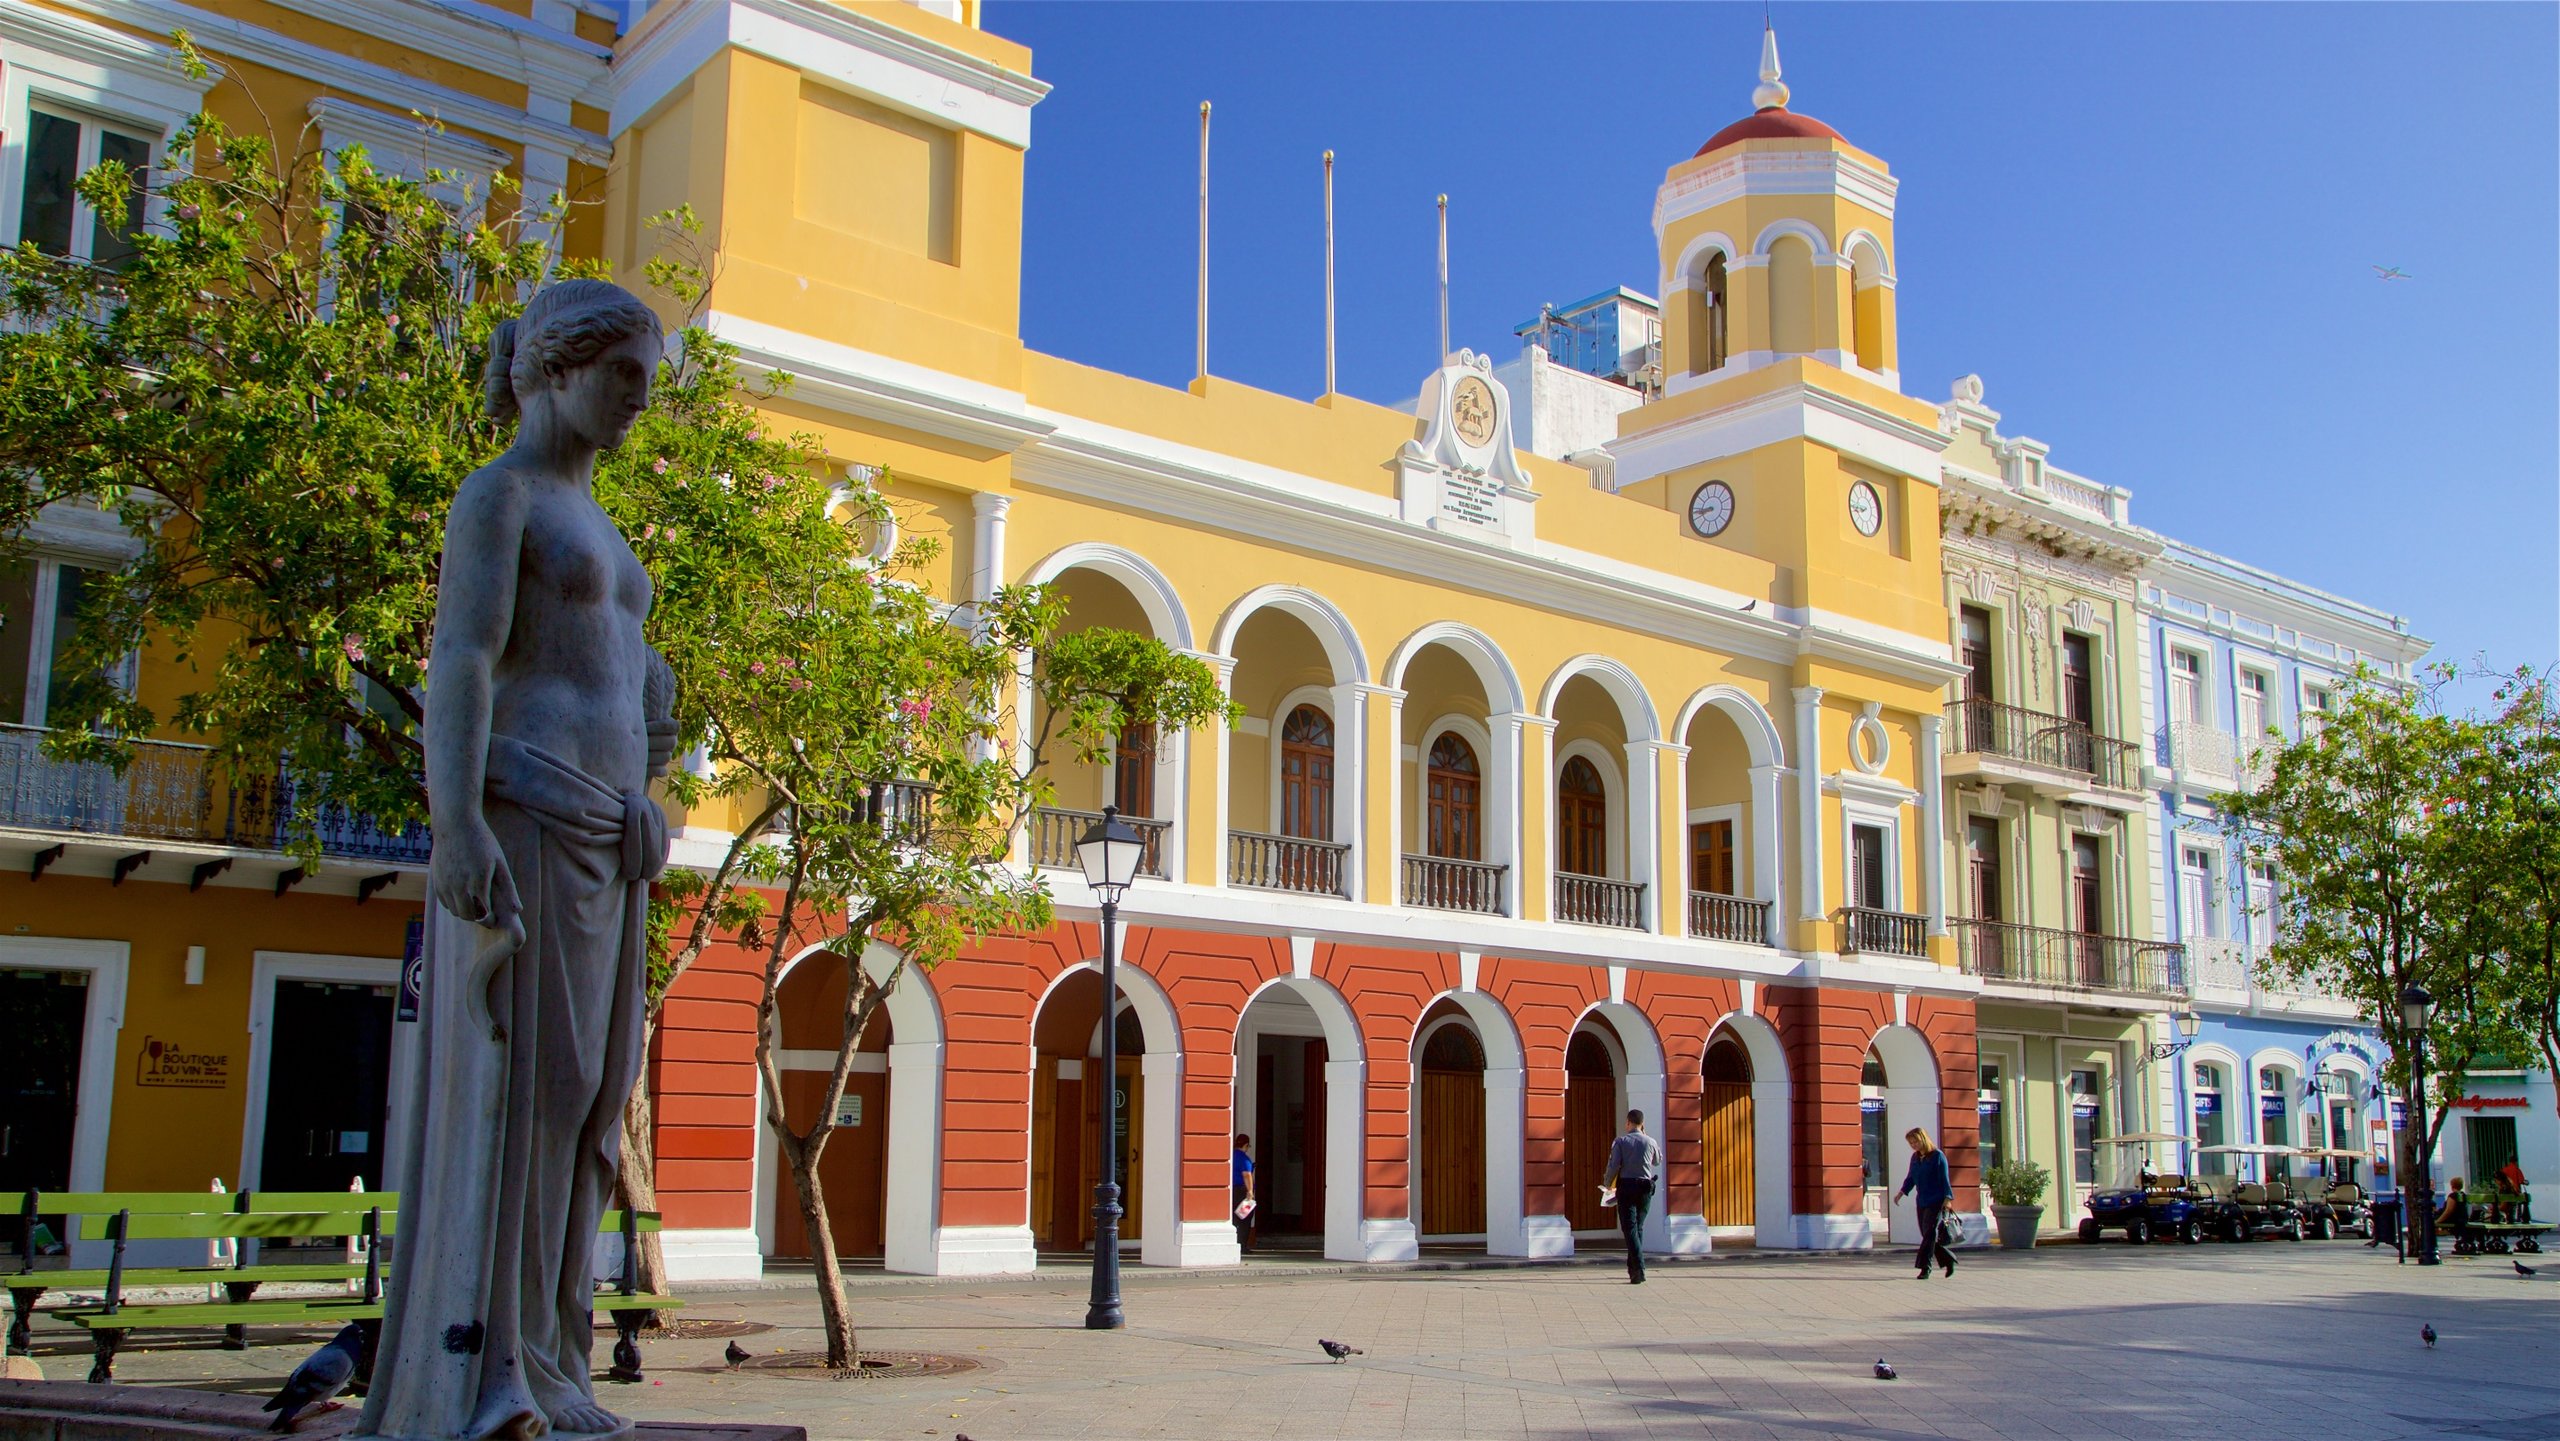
[650,1319,775,1340]
[735,1350,990,1381]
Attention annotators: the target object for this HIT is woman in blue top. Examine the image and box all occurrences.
[1897,1128,1957,1279]
[1231,1134,1257,1254]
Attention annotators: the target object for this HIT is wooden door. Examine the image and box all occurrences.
[1690,819,1735,896]
[1418,1070,1485,1235]
[1564,1076,1616,1230]
[1556,756,1607,877]
[1086,1055,1143,1242]
[771,1069,888,1259]
[1426,734,1481,860]
[1700,1081,1756,1226]
[1279,705,1334,841]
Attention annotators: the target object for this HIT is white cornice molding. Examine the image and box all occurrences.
[1603,380,1951,492]
[1938,473,2160,573]
[42,0,608,165]
[266,0,608,101]
[0,2,221,114]
[307,97,511,184]
[1653,148,1898,238]
[2143,541,2425,663]
[711,312,1056,453]
[609,0,1048,145]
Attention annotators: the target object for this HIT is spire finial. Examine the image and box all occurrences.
[1752,22,1790,111]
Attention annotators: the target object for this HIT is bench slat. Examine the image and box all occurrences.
[5,1264,368,1292]
[68,1301,384,1329]
[22,1193,240,1215]
[79,1212,391,1243]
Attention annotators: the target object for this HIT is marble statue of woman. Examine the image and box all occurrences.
[361,279,677,1441]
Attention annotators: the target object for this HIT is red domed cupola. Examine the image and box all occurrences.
[1696,27,1847,157]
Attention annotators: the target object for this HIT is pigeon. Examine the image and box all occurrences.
[725,1340,752,1369]
[1318,1339,1363,1363]
[265,1323,364,1432]
[2515,1260,2537,1277]
[1873,1359,1897,1381]
[2422,1324,2437,1348]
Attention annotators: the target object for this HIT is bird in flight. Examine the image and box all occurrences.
[2371,265,2413,281]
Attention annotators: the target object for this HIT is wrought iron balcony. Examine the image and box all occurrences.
[1686,890,1771,946]
[1839,905,1929,959]
[0,724,429,865]
[1953,918,2188,1000]
[1945,698,2139,791]
[1555,872,1644,930]
[1029,805,1169,880]
[1228,830,1349,897]
[2163,722,2272,794]
[1401,854,1504,914]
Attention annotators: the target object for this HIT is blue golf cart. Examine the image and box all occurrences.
[2078,1134,2211,1245]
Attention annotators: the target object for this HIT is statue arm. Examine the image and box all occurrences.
[425,468,529,922]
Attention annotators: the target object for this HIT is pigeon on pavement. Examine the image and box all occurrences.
[1873,1359,1897,1381]
[2422,1324,2437,1348]
[1318,1339,1363,1363]
[725,1340,752,1369]
[265,1323,364,1432]
[2516,1260,2537,1277]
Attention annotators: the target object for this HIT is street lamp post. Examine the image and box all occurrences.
[1076,805,1146,1329]
[2145,1011,2202,1171]
[2400,981,2439,1267]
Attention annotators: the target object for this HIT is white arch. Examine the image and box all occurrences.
[1666,230,1742,294]
[1234,977,1369,1257]
[1022,541,1195,650]
[1408,990,1539,1256]
[1705,1012,1794,1249]
[754,941,949,1275]
[1570,1002,1679,1247]
[1841,229,1894,283]
[2246,1047,2304,1158]
[1750,218,1834,261]
[1868,1022,1942,1247]
[1383,621,1528,715]
[1673,685,1785,768]
[1031,957,1189,1266]
[1210,584,1369,685]
[1537,655,1664,743]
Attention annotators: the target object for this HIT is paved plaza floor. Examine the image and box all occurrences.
[19,1242,2560,1440]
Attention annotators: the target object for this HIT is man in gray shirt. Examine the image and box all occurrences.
[1603,1109,1663,1284]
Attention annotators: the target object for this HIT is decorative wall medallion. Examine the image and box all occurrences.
[2064,597,2097,632]
[1851,703,1890,775]
[1688,481,1735,538]
[1450,375,1498,449]
[1847,480,1883,537]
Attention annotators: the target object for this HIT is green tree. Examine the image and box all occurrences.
[2464,668,2560,1126]
[2222,671,2507,1202]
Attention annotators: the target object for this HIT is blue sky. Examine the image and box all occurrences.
[984,2,2558,697]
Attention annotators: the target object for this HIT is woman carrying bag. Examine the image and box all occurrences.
[1898,1128,1958,1279]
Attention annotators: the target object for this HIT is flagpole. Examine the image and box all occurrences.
[1436,193,1449,363]
[1323,150,1337,397]
[1196,101,1211,383]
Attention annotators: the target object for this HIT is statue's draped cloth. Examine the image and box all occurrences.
[362,736,666,1441]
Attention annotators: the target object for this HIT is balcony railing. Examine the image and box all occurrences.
[1555,872,1644,930]
[2163,722,2272,794]
[1946,698,2139,790]
[1839,905,1929,959]
[1401,854,1504,914]
[1029,805,1169,880]
[1228,830,1349,897]
[1,724,430,865]
[1952,918,2188,999]
[1686,890,1771,946]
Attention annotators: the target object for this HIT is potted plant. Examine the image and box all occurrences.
[1983,1159,2052,1250]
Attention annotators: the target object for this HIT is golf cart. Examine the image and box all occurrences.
[2293,1147,2377,1240]
[2194,1144,2308,1242]
[2078,1133,2210,1245]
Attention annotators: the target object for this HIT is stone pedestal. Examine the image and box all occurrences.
[0,1381,806,1441]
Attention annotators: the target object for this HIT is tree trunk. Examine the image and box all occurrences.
[618,1076,671,1309]
[785,1140,858,1369]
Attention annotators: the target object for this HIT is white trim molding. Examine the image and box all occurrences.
[238,950,414,1195]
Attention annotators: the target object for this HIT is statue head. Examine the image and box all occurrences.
[481,279,663,452]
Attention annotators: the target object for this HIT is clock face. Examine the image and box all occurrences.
[1449,376,1498,448]
[1688,481,1735,538]
[1848,480,1883,537]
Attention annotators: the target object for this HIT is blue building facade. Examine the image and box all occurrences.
[2138,540,2428,1185]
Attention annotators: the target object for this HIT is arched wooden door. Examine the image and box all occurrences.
[772,999,891,1260]
[1700,1035,1755,1227]
[1418,1025,1486,1235]
[1563,1032,1617,1229]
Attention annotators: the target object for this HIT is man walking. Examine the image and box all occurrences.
[1603,1109,1662,1284]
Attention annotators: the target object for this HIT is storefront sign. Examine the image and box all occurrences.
[2305,1029,2385,1072]
[2390,1100,2408,1129]
[2071,1097,2099,1120]
[2194,1093,2223,1116]
[2451,1095,2528,1111]
[397,916,424,1024]
[2259,1095,2286,1120]
[1860,1098,1886,1115]
[134,1036,230,1089]
[1976,1095,2001,1118]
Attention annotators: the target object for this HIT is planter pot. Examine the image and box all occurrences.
[1991,1204,2044,1250]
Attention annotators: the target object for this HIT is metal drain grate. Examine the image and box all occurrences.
[736,1350,990,1381]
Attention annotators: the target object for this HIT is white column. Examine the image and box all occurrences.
[1483,1066,1540,1255]
[882,1039,944,1275]
[1918,712,1948,937]
[968,492,1013,610]
[1331,683,1376,902]
[1749,763,1786,946]
[1490,711,1532,918]
[1626,1070,1685,1252]
[1624,739,1676,933]
[1322,1057,1366,1261]
[1793,686,1826,921]
[1139,1052,1202,1266]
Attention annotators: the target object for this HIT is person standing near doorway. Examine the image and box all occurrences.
[1899,1128,1956,1279]
[1231,1133,1257,1254]
[1604,1109,1662,1284]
